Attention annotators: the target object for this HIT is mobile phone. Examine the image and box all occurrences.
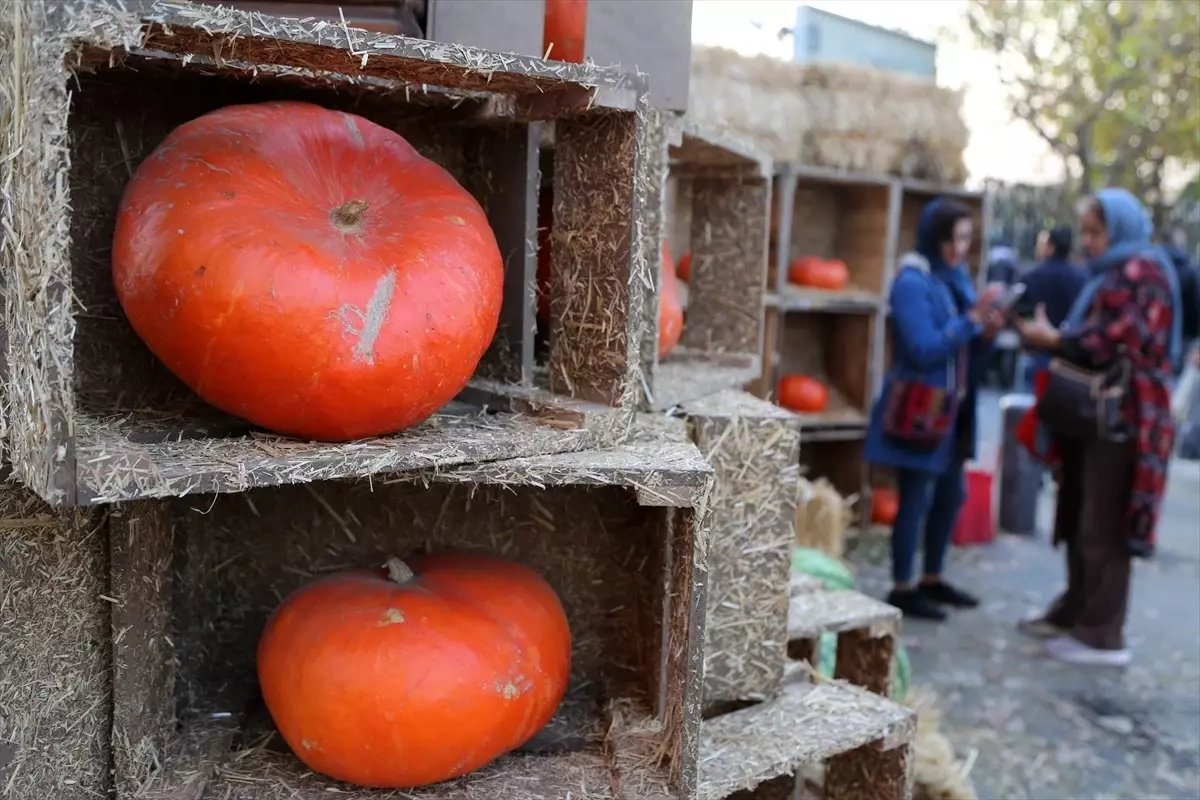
[995,282,1027,313]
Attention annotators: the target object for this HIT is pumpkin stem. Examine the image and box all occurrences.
[384,557,415,585]
[331,200,369,231]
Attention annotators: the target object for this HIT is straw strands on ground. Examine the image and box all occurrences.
[689,47,969,183]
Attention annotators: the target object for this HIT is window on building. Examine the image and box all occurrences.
[807,23,821,55]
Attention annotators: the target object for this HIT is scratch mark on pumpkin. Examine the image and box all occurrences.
[334,270,396,366]
[301,739,318,751]
[344,115,365,148]
[377,608,405,626]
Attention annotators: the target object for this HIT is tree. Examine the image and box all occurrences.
[965,0,1200,223]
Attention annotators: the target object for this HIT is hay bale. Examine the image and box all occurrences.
[688,47,968,183]
[905,687,979,800]
[0,483,111,799]
[795,476,855,558]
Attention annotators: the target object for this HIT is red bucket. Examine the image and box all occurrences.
[952,466,995,547]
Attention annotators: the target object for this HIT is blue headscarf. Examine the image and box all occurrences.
[915,197,976,314]
[1062,188,1183,370]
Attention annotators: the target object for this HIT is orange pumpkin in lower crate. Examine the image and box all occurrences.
[257,551,572,789]
[778,374,829,413]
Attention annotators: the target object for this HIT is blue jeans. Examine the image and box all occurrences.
[891,460,967,584]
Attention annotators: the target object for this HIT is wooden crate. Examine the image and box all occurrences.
[0,430,713,800]
[676,391,799,714]
[0,483,111,800]
[769,167,898,314]
[895,180,990,288]
[800,438,866,505]
[647,123,771,410]
[1,0,654,507]
[696,670,915,800]
[771,312,875,435]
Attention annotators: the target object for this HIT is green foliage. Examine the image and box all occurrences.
[965,0,1200,218]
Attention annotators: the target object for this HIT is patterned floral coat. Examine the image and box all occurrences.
[1017,256,1176,557]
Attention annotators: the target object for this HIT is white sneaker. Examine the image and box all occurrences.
[1045,635,1131,667]
[1017,616,1063,639]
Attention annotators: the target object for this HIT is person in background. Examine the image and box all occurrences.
[987,242,1020,286]
[1014,225,1088,389]
[1160,227,1199,367]
[865,199,1004,621]
[1016,188,1181,667]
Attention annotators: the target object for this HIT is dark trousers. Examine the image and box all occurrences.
[1044,440,1137,650]
[891,460,966,584]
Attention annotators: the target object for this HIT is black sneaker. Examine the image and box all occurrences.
[920,580,980,609]
[887,588,948,621]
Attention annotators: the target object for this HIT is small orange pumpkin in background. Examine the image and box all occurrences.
[677,251,693,282]
[778,373,829,413]
[787,256,850,291]
[257,551,571,789]
[544,0,587,62]
[871,487,900,526]
[112,101,503,442]
[659,241,684,359]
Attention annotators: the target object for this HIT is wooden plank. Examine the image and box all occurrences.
[787,591,900,641]
[585,0,693,110]
[426,0,544,57]
[696,680,915,800]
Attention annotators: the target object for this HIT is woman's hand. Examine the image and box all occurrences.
[967,284,1004,325]
[1018,304,1062,350]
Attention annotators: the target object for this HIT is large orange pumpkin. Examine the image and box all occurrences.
[112,101,503,442]
[544,0,588,62]
[257,551,572,789]
[871,487,900,526]
[778,374,829,413]
[787,256,850,291]
[659,241,684,359]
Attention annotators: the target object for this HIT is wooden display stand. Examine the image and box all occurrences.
[1,0,654,508]
[646,123,772,411]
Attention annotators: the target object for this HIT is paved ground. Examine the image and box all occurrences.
[848,390,1200,799]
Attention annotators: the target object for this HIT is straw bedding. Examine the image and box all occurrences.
[795,476,856,558]
[682,390,800,713]
[0,482,110,800]
[0,0,654,508]
[689,47,968,183]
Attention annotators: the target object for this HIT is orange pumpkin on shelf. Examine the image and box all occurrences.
[871,487,900,526]
[787,256,850,291]
[112,101,503,442]
[778,374,829,413]
[257,551,572,789]
[677,251,693,282]
[544,0,587,62]
[659,241,684,359]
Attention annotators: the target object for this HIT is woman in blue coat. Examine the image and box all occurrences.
[865,199,1003,620]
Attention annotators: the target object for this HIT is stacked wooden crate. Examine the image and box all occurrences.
[0,3,928,800]
[760,166,989,539]
[0,3,707,799]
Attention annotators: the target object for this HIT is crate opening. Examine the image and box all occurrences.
[139,482,678,795]
[777,312,872,429]
[53,54,628,504]
[773,176,891,308]
[799,439,865,517]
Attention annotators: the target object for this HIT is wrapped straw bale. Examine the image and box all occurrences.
[794,476,856,558]
[689,47,968,183]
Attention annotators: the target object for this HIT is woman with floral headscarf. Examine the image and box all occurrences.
[1017,188,1182,667]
